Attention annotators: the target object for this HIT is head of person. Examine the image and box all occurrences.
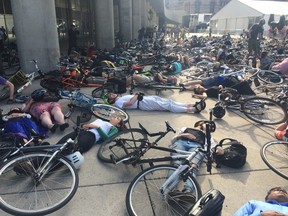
[193,85,206,95]
[265,187,288,203]
[106,92,118,104]
[109,116,127,131]
[259,19,265,26]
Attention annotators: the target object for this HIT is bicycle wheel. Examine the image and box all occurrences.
[91,104,129,123]
[257,70,283,84]
[0,152,79,216]
[261,141,288,180]
[97,128,147,163]
[0,86,10,101]
[241,97,288,125]
[91,85,114,99]
[126,164,202,216]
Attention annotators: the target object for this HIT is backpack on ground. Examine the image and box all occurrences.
[31,88,60,102]
[213,138,247,168]
[186,189,225,216]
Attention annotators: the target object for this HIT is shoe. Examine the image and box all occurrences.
[50,124,58,133]
[254,77,261,87]
[7,99,14,104]
[179,83,186,91]
[193,99,206,113]
[13,162,34,176]
[60,123,69,131]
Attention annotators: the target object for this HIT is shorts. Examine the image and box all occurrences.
[137,75,154,84]
[29,101,61,119]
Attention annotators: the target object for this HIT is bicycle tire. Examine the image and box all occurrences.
[241,97,288,125]
[126,164,202,216]
[0,152,79,216]
[257,70,283,84]
[0,86,10,101]
[91,85,113,99]
[91,104,129,123]
[97,128,147,163]
[260,141,288,180]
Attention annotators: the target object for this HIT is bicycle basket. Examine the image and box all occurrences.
[8,70,28,86]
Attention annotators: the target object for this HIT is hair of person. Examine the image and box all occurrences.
[265,187,287,201]
[116,118,127,131]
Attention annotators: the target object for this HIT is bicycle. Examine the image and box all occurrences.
[260,140,288,180]
[0,59,41,102]
[57,88,130,124]
[124,122,215,216]
[211,88,288,125]
[0,116,84,216]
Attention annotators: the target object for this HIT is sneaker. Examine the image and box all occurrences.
[13,162,34,176]
[7,99,14,104]
[60,123,69,131]
[50,124,59,133]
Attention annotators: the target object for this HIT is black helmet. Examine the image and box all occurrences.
[31,89,47,102]
[212,105,226,119]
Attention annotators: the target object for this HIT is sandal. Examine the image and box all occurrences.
[193,99,206,113]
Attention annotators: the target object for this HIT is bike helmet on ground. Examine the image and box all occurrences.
[65,151,84,169]
[212,105,226,119]
[31,89,47,102]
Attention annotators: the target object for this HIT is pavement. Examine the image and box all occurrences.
[0,77,287,216]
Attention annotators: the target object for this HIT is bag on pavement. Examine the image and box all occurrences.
[213,138,247,168]
[186,189,225,216]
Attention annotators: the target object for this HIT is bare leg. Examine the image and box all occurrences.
[39,111,54,129]
[51,106,65,125]
[6,80,14,100]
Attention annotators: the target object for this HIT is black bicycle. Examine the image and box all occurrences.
[211,88,288,125]
[0,117,84,216]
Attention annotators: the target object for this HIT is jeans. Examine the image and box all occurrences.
[170,139,205,191]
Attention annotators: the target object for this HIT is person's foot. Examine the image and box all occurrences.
[60,123,69,131]
[193,99,206,113]
[50,124,58,133]
[13,162,34,176]
[7,99,14,104]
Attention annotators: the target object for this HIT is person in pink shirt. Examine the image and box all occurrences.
[271,57,288,76]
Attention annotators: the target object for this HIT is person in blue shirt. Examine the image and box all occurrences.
[234,187,288,216]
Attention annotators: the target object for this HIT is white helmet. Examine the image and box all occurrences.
[65,151,84,169]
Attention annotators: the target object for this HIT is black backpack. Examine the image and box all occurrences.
[186,189,225,216]
[213,138,247,168]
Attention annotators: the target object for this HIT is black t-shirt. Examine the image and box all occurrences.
[205,86,220,98]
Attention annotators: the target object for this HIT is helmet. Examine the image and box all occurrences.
[212,105,226,119]
[31,89,47,102]
[65,151,84,169]
[102,92,117,104]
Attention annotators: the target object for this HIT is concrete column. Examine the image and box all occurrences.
[95,0,114,49]
[132,0,141,40]
[11,0,60,73]
[141,0,148,28]
[119,0,132,41]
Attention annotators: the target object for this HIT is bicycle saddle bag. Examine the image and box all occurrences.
[186,189,225,216]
